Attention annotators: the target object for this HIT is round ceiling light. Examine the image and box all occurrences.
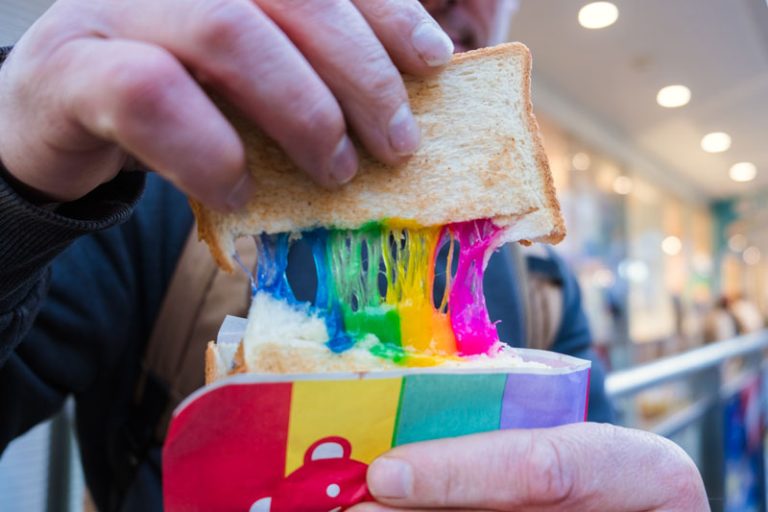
[661,235,682,256]
[572,152,591,170]
[729,162,757,183]
[656,85,691,108]
[728,234,747,252]
[701,132,732,153]
[578,2,619,29]
[743,247,762,266]
[612,175,633,195]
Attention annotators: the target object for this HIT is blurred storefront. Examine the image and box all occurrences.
[536,113,765,373]
[536,112,768,512]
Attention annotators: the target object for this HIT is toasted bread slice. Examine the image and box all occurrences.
[191,42,564,271]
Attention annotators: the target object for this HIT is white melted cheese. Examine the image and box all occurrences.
[244,292,329,345]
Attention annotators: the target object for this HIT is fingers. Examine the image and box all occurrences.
[11,0,443,206]
[364,423,708,511]
[34,0,440,198]
[58,38,252,211]
[254,0,421,165]
[104,0,357,187]
[351,0,454,74]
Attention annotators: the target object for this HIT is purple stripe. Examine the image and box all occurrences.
[500,368,590,429]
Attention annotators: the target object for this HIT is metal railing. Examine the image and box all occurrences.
[605,330,768,512]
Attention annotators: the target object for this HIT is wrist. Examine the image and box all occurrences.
[0,160,62,210]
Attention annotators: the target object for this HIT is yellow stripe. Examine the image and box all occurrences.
[285,377,402,474]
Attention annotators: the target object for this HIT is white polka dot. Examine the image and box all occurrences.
[326,483,340,498]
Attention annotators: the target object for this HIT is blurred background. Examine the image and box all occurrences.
[1,0,767,511]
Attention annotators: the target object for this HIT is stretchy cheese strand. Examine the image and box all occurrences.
[380,223,456,360]
[253,233,294,301]
[447,220,503,355]
[247,219,503,366]
[305,229,355,353]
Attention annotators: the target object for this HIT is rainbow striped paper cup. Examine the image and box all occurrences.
[163,349,590,512]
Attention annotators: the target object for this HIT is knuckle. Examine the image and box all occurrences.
[276,0,342,12]
[359,0,424,25]
[108,53,178,117]
[356,0,391,19]
[439,458,468,507]
[356,49,405,105]
[191,0,250,51]
[290,95,345,140]
[521,434,575,506]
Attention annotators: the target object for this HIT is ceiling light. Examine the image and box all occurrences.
[578,2,619,29]
[729,162,757,182]
[661,236,682,256]
[656,85,691,108]
[612,175,633,195]
[572,152,591,170]
[728,234,747,252]
[743,246,761,265]
[701,132,731,153]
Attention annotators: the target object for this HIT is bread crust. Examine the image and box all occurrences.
[190,199,233,271]
[193,43,564,271]
[204,342,219,385]
[515,48,566,245]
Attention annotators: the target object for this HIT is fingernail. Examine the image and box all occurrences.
[412,21,454,66]
[328,135,358,184]
[368,457,413,499]
[226,172,254,210]
[388,104,420,156]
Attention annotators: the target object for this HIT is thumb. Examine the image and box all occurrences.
[358,423,707,511]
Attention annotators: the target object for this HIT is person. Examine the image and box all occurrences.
[704,294,765,343]
[0,0,707,510]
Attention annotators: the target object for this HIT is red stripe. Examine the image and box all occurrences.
[164,382,293,511]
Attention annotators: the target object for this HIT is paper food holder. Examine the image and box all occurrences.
[163,347,590,512]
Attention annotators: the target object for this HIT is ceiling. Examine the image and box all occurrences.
[510,0,768,200]
[2,0,767,200]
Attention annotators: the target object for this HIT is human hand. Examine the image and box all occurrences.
[0,0,454,210]
[350,423,709,512]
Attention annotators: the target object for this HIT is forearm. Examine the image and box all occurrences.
[0,170,144,362]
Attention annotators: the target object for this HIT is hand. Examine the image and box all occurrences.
[0,0,454,211]
[350,423,709,512]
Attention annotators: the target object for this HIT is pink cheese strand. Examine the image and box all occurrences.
[448,219,503,355]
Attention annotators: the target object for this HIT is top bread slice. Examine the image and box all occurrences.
[191,42,565,272]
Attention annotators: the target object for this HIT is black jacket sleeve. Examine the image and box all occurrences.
[0,166,145,362]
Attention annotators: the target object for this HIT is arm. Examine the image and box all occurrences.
[0,160,144,449]
[0,175,192,512]
[0,46,143,368]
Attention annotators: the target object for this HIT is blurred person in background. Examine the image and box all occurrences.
[0,0,707,510]
[705,294,765,343]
